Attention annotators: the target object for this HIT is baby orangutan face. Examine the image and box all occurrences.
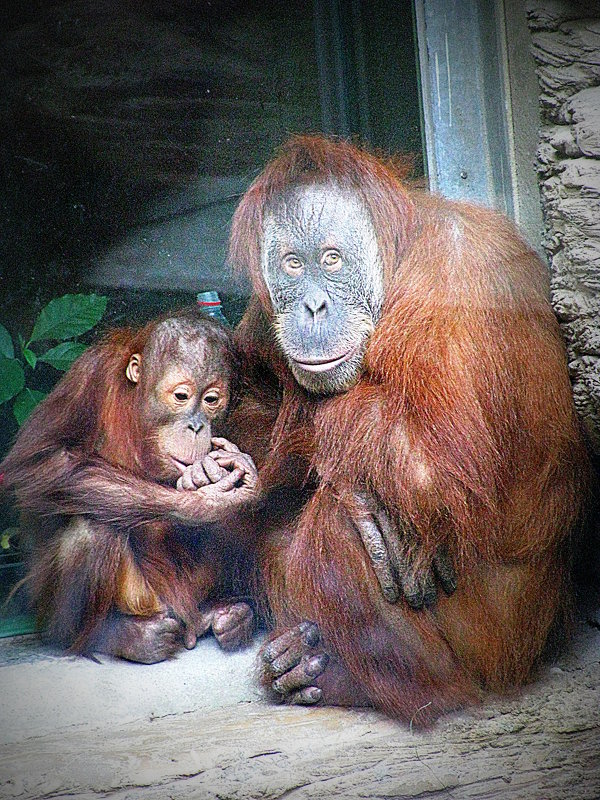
[126,316,234,484]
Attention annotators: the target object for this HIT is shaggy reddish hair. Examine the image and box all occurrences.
[228,135,593,724]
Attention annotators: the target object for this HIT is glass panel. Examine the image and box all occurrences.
[0,0,423,632]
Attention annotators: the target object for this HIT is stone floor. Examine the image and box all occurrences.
[0,618,599,800]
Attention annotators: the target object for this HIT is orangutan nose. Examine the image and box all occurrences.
[303,287,329,322]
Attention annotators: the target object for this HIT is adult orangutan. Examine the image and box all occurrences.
[227,135,593,724]
[1,309,258,662]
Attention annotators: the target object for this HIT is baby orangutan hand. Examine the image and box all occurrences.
[176,454,227,491]
[176,438,257,490]
[177,437,258,521]
[207,437,258,494]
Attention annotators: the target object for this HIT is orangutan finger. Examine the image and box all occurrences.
[374,502,412,589]
[184,627,197,649]
[214,468,244,492]
[272,653,329,695]
[178,469,197,491]
[211,451,256,475]
[353,513,399,603]
[202,455,226,484]
[187,461,209,488]
[374,504,441,609]
[268,631,321,677]
[262,621,319,663]
[400,567,438,610]
[433,547,458,595]
[288,686,323,705]
[212,602,253,636]
[212,602,253,650]
[211,437,241,453]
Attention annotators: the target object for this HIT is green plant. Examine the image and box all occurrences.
[0,293,107,426]
[0,293,107,555]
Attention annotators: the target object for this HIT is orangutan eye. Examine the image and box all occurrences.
[202,391,221,407]
[322,249,342,271]
[174,390,190,402]
[282,254,304,277]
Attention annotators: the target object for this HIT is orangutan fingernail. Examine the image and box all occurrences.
[307,653,329,676]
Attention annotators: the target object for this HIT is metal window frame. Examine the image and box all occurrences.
[414,0,516,215]
[313,0,527,225]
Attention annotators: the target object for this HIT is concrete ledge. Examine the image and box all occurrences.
[1,622,599,799]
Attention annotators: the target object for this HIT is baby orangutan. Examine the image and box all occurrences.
[0,308,258,662]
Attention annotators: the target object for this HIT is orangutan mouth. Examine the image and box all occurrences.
[293,346,358,373]
[170,456,192,472]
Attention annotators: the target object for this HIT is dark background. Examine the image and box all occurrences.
[0,0,422,328]
[0,0,423,574]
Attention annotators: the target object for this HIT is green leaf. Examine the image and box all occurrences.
[13,388,46,426]
[0,324,14,359]
[23,348,37,369]
[0,356,25,404]
[39,341,87,371]
[29,293,107,343]
[1,528,19,550]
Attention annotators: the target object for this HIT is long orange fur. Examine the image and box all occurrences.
[228,135,593,725]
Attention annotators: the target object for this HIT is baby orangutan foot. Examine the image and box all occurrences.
[212,601,254,651]
[260,621,329,705]
[98,611,183,664]
[191,600,254,651]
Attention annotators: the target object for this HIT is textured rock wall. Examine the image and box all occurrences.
[527,2,600,456]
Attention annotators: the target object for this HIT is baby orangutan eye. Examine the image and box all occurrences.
[202,390,221,409]
[173,389,190,402]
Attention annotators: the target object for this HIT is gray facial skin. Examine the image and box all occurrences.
[262,183,384,394]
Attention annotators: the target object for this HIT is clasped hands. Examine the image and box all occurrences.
[173,444,454,608]
[174,436,258,504]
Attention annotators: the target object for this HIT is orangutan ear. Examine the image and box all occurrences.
[126,353,141,384]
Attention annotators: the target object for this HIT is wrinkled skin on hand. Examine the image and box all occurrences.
[202,601,255,651]
[261,621,329,705]
[260,621,372,709]
[176,437,258,504]
[95,610,183,664]
[351,492,457,608]
[95,600,254,662]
